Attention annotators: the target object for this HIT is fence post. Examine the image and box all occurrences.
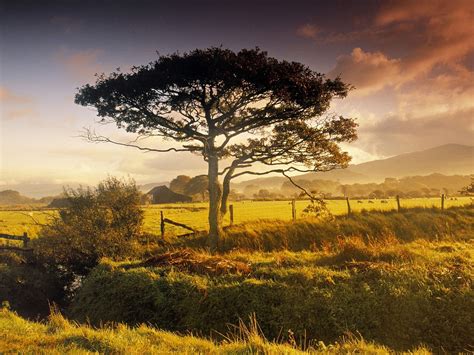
[229,204,234,226]
[160,211,165,238]
[291,199,296,221]
[346,197,351,215]
[396,195,401,212]
[22,232,29,248]
[441,194,445,211]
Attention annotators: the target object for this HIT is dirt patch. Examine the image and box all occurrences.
[133,249,251,276]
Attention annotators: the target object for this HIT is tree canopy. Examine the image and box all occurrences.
[75,47,357,250]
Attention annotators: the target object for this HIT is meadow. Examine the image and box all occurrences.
[0,197,471,238]
[1,205,473,353]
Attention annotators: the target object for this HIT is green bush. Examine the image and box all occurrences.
[33,177,144,276]
[69,244,474,353]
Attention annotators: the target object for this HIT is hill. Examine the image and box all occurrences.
[347,144,474,181]
[235,144,474,191]
[0,190,36,205]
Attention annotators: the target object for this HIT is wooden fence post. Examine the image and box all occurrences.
[229,204,234,226]
[346,197,351,215]
[441,194,445,211]
[291,200,296,221]
[396,195,401,212]
[22,232,29,248]
[160,211,165,238]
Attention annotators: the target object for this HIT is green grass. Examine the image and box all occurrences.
[178,206,474,252]
[1,205,473,353]
[0,197,471,237]
[68,237,474,353]
[0,307,424,354]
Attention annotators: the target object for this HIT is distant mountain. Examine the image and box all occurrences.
[0,190,36,205]
[0,183,85,199]
[234,144,474,190]
[138,182,169,193]
[347,144,474,181]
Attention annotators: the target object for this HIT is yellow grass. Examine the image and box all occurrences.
[0,197,471,238]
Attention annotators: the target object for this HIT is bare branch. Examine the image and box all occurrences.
[80,128,196,153]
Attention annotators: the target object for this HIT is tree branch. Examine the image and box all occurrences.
[80,129,196,153]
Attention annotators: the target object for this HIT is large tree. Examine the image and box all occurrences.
[75,47,357,251]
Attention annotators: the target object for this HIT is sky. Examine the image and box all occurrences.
[1,0,473,188]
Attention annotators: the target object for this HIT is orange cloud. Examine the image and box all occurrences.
[56,48,104,80]
[296,24,320,39]
[0,86,31,104]
[0,86,36,120]
[324,0,474,95]
[329,48,401,95]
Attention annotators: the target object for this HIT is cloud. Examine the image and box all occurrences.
[0,86,31,104]
[356,108,474,156]
[118,152,207,176]
[296,24,320,39]
[56,48,104,80]
[0,86,37,120]
[328,48,401,95]
[325,0,474,96]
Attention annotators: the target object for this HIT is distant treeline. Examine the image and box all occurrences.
[239,173,473,200]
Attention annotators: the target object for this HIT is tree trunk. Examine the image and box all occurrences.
[208,154,222,252]
[220,166,235,216]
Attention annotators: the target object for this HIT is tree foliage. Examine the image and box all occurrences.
[184,175,209,200]
[460,176,474,196]
[169,175,192,194]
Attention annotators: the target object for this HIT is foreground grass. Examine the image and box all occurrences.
[69,238,474,353]
[0,308,422,354]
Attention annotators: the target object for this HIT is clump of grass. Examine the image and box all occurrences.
[321,235,416,265]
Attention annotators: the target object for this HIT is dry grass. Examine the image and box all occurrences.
[131,248,251,276]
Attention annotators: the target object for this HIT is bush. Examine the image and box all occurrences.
[33,177,144,276]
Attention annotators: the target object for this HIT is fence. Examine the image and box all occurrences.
[0,232,31,252]
[154,194,468,237]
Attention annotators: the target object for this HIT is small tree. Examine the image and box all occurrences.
[460,176,474,196]
[75,48,357,250]
[184,175,209,200]
[33,177,143,276]
[169,175,192,194]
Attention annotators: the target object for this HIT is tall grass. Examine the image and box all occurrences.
[177,206,473,252]
[0,307,419,354]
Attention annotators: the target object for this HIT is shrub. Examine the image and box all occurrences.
[33,177,144,276]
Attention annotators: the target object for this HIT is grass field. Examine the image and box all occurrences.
[0,197,471,238]
[1,205,472,353]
